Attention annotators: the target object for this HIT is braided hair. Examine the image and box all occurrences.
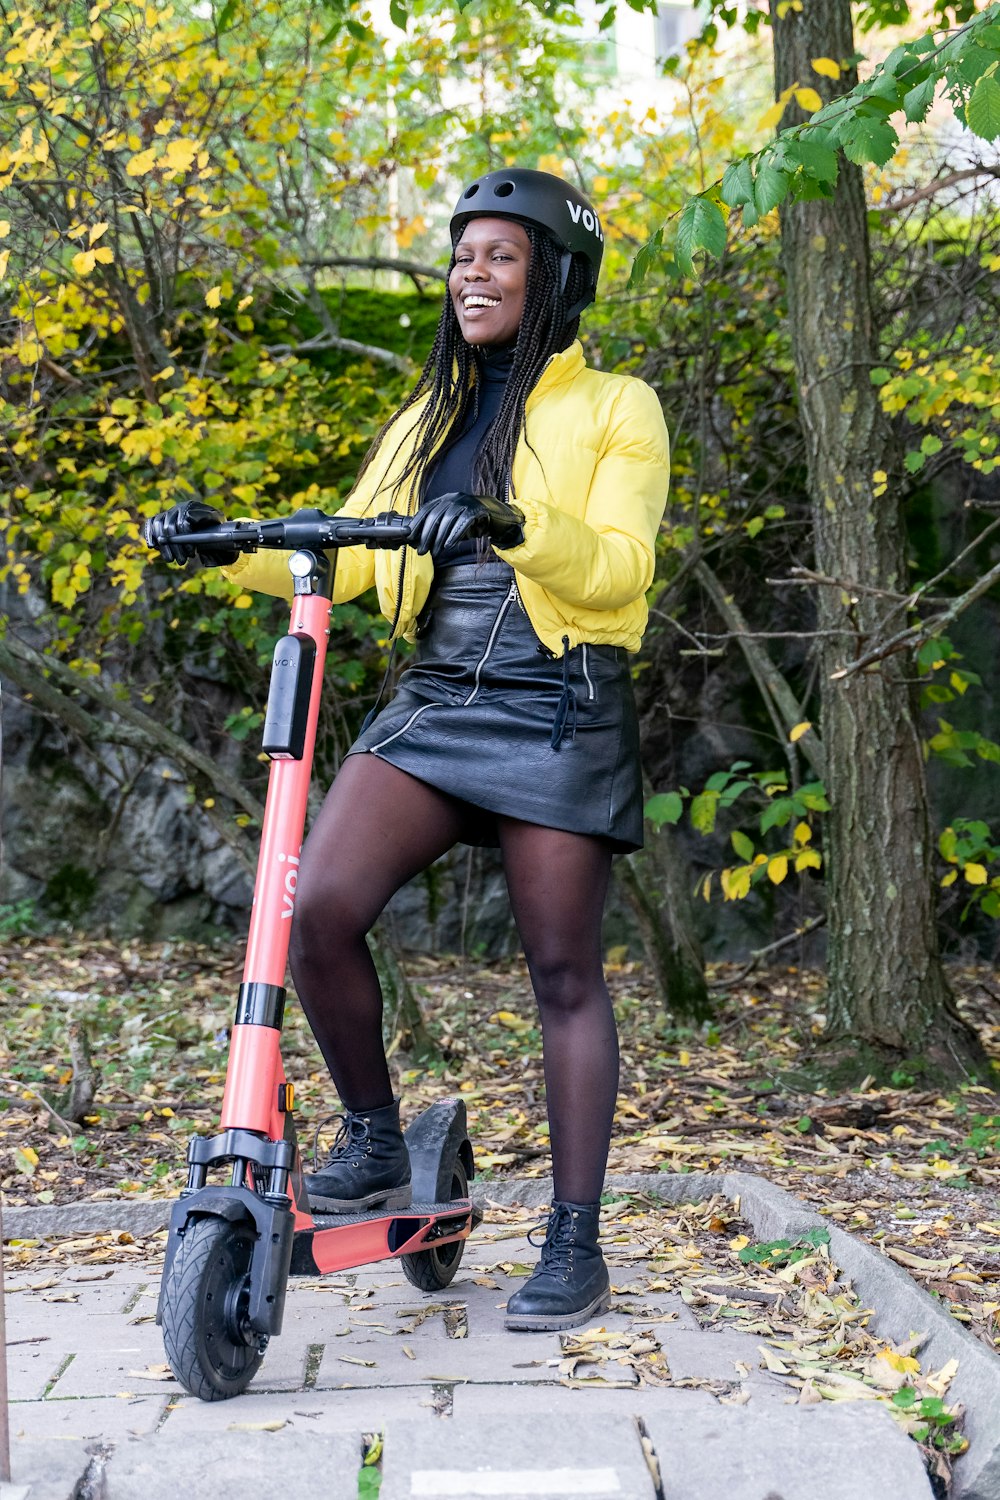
[355,225,592,509]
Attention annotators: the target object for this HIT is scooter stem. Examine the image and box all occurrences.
[221,571,332,1135]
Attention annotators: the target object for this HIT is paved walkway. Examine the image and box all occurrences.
[4,1213,937,1500]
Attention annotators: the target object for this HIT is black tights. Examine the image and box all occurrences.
[289,754,619,1204]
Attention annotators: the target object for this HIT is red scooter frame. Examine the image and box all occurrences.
[147,511,477,1401]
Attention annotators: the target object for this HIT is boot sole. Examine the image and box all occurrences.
[308,1184,413,1214]
[504,1288,611,1332]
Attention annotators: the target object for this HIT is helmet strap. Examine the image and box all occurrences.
[558,249,595,322]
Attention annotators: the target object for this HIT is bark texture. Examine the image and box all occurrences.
[771,0,986,1079]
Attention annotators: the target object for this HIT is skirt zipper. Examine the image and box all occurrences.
[463,579,519,706]
[581,643,595,702]
[367,579,518,751]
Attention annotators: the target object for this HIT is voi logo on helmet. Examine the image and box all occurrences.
[566,199,603,243]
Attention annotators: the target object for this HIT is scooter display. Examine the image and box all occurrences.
[143,509,478,1401]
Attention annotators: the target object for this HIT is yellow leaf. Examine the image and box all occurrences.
[205,285,222,308]
[729,1234,750,1251]
[0,249,9,281]
[678,1049,691,1066]
[789,721,812,742]
[941,869,958,887]
[767,855,788,885]
[88,221,109,244]
[126,146,158,177]
[793,821,811,845]
[794,87,823,112]
[94,246,113,264]
[964,863,987,885]
[758,97,791,133]
[877,1347,920,1376]
[811,56,842,79]
[795,848,822,872]
[0,220,9,238]
[20,1145,39,1167]
[233,593,253,609]
[72,249,97,276]
[163,137,198,173]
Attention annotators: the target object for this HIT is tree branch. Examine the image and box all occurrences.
[0,631,265,822]
[830,554,1000,680]
[694,560,825,778]
[262,331,414,373]
[300,255,447,284]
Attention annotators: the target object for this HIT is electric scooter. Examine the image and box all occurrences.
[143,509,477,1402]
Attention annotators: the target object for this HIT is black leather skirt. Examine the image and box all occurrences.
[347,562,644,851]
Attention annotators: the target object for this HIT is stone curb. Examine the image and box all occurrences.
[5,1171,999,1499]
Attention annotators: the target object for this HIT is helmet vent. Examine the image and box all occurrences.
[463,184,479,199]
[493,181,515,197]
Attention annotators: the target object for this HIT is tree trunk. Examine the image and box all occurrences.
[771,0,986,1081]
[618,780,710,1023]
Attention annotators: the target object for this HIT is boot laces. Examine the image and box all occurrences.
[311,1110,371,1170]
[527,1203,577,1278]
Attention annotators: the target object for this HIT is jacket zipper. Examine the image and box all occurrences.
[463,580,519,706]
[581,643,595,702]
[368,579,518,751]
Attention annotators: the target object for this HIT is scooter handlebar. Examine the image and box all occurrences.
[143,508,414,556]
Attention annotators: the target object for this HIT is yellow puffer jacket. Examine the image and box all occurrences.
[224,341,670,656]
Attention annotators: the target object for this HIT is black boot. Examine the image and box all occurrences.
[304,1099,412,1213]
[504,1201,610,1331]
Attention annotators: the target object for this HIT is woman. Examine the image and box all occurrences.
[149,168,670,1332]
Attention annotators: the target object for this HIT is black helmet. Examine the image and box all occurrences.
[450,167,604,315]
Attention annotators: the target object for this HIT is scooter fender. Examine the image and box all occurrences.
[404,1096,475,1202]
[156,1186,295,1337]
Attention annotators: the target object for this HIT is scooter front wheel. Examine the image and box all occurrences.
[161,1215,266,1400]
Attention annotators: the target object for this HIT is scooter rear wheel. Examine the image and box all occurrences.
[400,1161,469,1292]
[161,1215,266,1400]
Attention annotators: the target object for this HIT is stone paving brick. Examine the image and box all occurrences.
[452,1382,718,1421]
[162,1386,443,1436]
[7,1439,93,1500]
[315,1331,561,1390]
[645,1399,935,1499]
[380,1414,657,1500]
[5,1348,70,1403]
[45,1337,173,1400]
[102,1431,361,1500]
[11,1395,167,1443]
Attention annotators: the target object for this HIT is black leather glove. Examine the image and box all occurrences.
[407,492,525,558]
[144,500,239,566]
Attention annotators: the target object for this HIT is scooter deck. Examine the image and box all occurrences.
[291,1197,476,1277]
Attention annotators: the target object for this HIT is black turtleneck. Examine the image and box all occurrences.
[422,343,515,566]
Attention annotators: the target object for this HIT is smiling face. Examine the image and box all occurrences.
[449,217,531,347]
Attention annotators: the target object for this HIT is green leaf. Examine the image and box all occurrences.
[967,76,1000,142]
[892,1386,918,1410]
[760,797,794,833]
[902,75,936,123]
[840,118,898,168]
[645,791,684,828]
[753,164,791,215]
[746,516,764,538]
[389,0,408,28]
[920,433,943,455]
[785,134,839,182]
[870,367,892,385]
[720,158,755,208]
[731,829,755,861]
[628,228,663,290]
[956,46,996,87]
[675,197,727,276]
[216,0,238,32]
[904,449,926,473]
[690,789,720,834]
[358,1468,382,1500]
